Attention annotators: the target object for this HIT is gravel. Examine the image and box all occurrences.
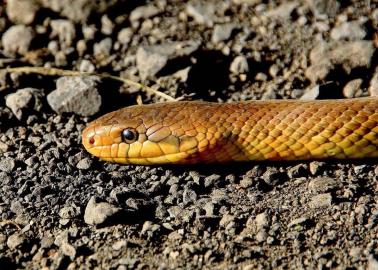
[0,1,377,269]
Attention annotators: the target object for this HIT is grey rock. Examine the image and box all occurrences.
[136,41,200,80]
[84,196,122,225]
[0,158,15,173]
[186,3,215,26]
[309,177,338,194]
[212,24,236,43]
[59,205,81,219]
[94,38,112,56]
[141,221,161,238]
[369,67,378,97]
[368,255,378,270]
[54,231,69,247]
[5,88,44,120]
[306,41,375,82]
[47,76,101,116]
[79,59,95,73]
[309,193,332,209]
[288,217,310,228]
[76,158,93,170]
[7,233,25,250]
[255,212,269,229]
[112,239,127,250]
[263,2,299,19]
[300,85,319,100]
[6,0,39,24]
[130,5,159,21]
[117,28,133,45]
[330,21,366,41]
[50,20,76,48]
[41,236,55,249]
[255,229,268,243]
[40,0,118,23]
[307,0,340,18]
[101,14,114,35]
[61,243,76,260]
[343,79,363,98]
[2,25,34,56]
[230,56,249,74]
[183,188,197,205]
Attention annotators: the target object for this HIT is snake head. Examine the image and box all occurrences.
[82,103,205,165]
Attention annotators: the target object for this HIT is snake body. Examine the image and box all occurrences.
[82,97,378,165]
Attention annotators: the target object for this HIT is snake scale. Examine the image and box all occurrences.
[82,97,378,165]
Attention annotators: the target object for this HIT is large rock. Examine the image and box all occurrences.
[5,88,44,120]
[47,76,101,116]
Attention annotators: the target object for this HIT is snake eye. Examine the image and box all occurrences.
[121,128,138,143]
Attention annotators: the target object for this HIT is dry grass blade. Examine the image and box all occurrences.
[3,66,176,101]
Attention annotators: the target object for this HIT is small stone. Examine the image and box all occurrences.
[0,158,15,173]
[219,214,234,228]
[59,205,81,219]
[47,76,101,116]
[300,85,319,100]
[50,20,76,47]
[130,5,159,21]
[309,177,338,194]
[343,79,363,98]
[367,255,378,270]
[6,0,39,24]
[76,158,93,170]
[2,25,34,56]
[255,212,269,229]
[136,41,200,80]
[309,193,332,209]
[5,88,44,120]
[263,2,298,19]
[230,56,249,74]
[61,243,76,260]
[84,196,122,226]
[141,221,161,238]
[212,23,236,43]
[112,239,127,251]
[330,21,366,41]
[308,0,340,18]
[79,60,95,73]
[41,236,54,249]
[369,67,378,97]
[288,217,310,228]
[101,14,114,35]
[7,233,25,250]
[183,188,197,205]
[117,28,133,45]
[186,3,215,27]
[255,229,268,243]
[94,38,112,56]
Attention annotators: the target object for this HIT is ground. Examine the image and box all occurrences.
[0,0,378,269]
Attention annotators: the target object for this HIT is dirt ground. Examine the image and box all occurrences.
[0,0,378,269]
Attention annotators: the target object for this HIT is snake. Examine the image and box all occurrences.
[82,97,378,165]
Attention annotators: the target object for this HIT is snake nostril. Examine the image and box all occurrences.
[89,136,95,145]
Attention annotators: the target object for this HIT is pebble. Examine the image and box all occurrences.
[308,177,338,194]
[229,56,249,75]
[255,229,268,243]
[47,76,101,116]
[255,212,269,229]
[117,28,133,45]
[330,21,366,41]
[309,193,333,209]
[7,233,26,250]
[0,158,16,173]
[6,0,39,24]
[306,41,375,82]
[112,240,127,251]
[2,25,34,56]
[212,24,236,43]
[308,0,340,18]
[130,5,160,21]
[50,19,76,47]
[343,79,363,98]
[84,196,122,226]
[186,2,215,27]
[61,242,76,260]
[76,158,93,170]
[101,14,114,35]
[5,88,44,120]
[59,205,81,219]
[94,38,113,56]
[136,41,200,80]
[369,67,378,96]
[288,217,310,228]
